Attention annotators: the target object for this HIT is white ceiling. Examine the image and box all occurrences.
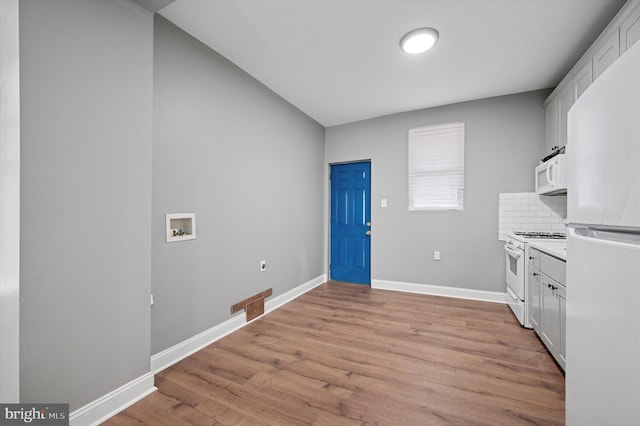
[158,0,626,127]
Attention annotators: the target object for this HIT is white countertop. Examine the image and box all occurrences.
[528,241,567,261]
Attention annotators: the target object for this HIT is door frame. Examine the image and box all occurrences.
[0,0,21,402]
[328,159,372,285]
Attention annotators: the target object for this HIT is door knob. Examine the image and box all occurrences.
[366,222,371,227]
[365,230,371,236]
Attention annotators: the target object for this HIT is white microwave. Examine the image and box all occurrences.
[535,153,567,195]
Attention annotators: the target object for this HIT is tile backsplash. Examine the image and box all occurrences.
[498,192,567,241]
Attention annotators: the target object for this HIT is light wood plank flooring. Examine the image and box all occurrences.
[104,281,564,425]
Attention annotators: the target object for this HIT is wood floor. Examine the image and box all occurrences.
[104,281,565,425]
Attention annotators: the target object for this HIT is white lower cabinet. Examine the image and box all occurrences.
[528,253,541,334]
[529,248,566,370]
[558,284,566,368]
[528,269,541,333]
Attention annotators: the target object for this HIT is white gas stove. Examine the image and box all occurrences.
[504,231,566,328]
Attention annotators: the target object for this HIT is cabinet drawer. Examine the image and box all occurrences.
[529,248,541,269]
[540,251,566,285]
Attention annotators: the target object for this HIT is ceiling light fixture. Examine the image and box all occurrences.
[400,27,439,54]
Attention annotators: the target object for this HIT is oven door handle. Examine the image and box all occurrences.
[504,244,522,259]
[506,286,520,302]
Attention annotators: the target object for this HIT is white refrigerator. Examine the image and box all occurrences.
[566,40,640,425]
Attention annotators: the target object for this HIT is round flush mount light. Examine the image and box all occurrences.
[400,27,439,54]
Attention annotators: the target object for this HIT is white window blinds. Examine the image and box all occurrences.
[408,122,465,211]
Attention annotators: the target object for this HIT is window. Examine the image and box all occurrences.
[408,122,465,211]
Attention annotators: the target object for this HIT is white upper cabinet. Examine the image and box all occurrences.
[557,84,573,151]
[544,1,640,155]
[620,3,640,53]
[573,60,593,101]
[593,29,620,79]
[545,98,560,153]
[545,84,573,152]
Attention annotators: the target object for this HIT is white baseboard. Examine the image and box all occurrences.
[264,274,327,314]
[70,275,502,425]
[150,310,246,374]
[371,279,508,304]
[68,275,327,426]
[150,274,327,374]
[69,372,156,426]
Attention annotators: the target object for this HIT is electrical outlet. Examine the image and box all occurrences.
[434,251,441,261]
[260,260,267,272]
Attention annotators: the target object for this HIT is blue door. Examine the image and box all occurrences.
[330,162,371,285]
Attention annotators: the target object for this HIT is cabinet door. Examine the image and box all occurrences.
[573,60,593,101]
[558,84,573,149]
[529,248,540,269]
[558,284,566,370]
[620,2,640,54]
[593,29,620,80]
[540,275,560,356]
[528,269,541,333]
[545,85,572,153]
[545,99,560,154]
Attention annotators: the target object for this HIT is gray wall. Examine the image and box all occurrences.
[325,90,549,292]
[151,16,325,355]
[19,0,153,410]
[16,0,546,410]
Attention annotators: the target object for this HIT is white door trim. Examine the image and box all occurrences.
[0,0,21,402]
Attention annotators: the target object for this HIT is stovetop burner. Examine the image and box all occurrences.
[513,231,567,239]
